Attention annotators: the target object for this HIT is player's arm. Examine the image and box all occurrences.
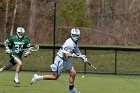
[61,42,75,59]
[4,37,12,54]
[66,51,87,63]
[71,45,81,57]
[23,36,31,49]
[72,46,88,62]
[62,44,81,58]
[64,52,74,58]
[63,48,73,59]
[63,47,81,58]
[23,37,31,57]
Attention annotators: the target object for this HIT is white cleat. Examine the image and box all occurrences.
[0,68,3,72]
[30,74,39,85]
[14,79,20,84]
[0,66,5,72]
[68,88,80,93]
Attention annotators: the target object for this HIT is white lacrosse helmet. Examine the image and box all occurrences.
[16,27,25,38]
[71,28,80,41]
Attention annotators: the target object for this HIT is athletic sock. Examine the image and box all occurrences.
[15,73,19,80]
[0,68,3,72]
[0,66,5,72]
[69,84,74,90]
[38,75,44,80]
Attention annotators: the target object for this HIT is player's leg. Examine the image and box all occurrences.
[0,66,5,72]
[43,73,60,80]
[69,67,76,88]
[13,57,22,84]
[66,61,80,93]
[68,67,80,93]
[31,72,60,85]
[0,58,16,72]
[0,63,12,72]
[70,67,80,93]
[31,56,63,84]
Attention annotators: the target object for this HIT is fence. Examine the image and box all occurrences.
[0,44,140,75]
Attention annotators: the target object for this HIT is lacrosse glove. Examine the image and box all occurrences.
[79,55,88,63]
[5,48,11,54]
[24,50,31,57]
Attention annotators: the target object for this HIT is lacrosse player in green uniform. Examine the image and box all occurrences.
[0,27,31,84]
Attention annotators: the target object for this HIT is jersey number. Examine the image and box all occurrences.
[15,45,23,53]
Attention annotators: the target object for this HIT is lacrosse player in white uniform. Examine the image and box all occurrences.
[30,28,87,93]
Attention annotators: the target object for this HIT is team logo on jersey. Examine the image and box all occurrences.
[14,42,25,45]
[64,46,74,53]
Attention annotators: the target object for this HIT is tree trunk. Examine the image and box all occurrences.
[28,0,36,43]
[4,0,9,40]
[10,0,18,36]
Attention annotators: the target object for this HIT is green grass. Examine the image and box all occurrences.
[0,71,140,93]
[0,47,140,74]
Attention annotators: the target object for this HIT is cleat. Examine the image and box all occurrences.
[68,88,80,93]
[14,79,20,84]
[30,74,39,85]
[0,66,5,72]
[0,68,3,72]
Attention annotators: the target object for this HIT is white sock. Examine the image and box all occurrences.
[0,66,5,71]
[0,68,3,71]
[15,73,19,80]
[38,75,44,80]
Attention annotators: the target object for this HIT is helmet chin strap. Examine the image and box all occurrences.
[17,34,24,39]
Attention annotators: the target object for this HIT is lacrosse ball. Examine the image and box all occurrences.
[82,75,85,78]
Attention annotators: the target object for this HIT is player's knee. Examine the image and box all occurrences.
[73,72,77,77]
[54,77,59,80]
[53,75,59,80]
[51,73,59,80]
[70,71,76,77]
[17,62,22,66]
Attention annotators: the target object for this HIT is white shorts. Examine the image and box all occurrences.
[50,56,73,75]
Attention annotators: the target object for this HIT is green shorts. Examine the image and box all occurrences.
[10,57,16,65]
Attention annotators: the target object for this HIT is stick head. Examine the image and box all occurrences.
[29,45,39,51]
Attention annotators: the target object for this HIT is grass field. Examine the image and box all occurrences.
[0,47,140,93]
[0,47,140,74]
[0,71,140,93]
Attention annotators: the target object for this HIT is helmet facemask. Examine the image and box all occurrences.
[16,27,25,38]
[71,28,80,42]
[71,34,80,41]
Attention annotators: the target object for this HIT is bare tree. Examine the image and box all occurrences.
[10,0,18,36]
[128,0,136,11]
[4,0,9,40]
[28,0,37,43]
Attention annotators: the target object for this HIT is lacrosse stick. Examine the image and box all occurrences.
[78,54,97,70]
[23,45,39,52]
[87,62,96,70]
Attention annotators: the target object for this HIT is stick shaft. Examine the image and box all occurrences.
[87,62,96,69]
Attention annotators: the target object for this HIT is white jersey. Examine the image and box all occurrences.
[57,38,80,59]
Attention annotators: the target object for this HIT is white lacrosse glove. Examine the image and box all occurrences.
[5,48,11,54]
[79,55,88,63]
[24,50,31,57]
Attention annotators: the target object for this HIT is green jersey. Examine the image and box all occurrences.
[5,35,31,58]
